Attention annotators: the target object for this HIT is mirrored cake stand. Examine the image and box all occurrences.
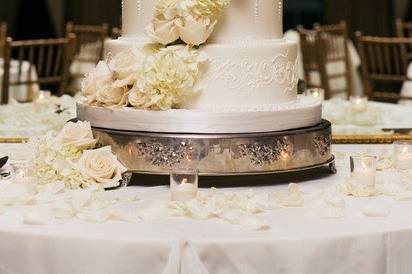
[88,120,336,178]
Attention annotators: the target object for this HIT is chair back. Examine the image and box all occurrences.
[0,23,7,58]
[298,21,353,99]
[65,22,108,75]
[395,18,412,61]
[1,35,76,104]
[298,26,332,98]
[356,32,412,102]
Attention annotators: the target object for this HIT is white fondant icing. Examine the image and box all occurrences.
[77,96,322,134]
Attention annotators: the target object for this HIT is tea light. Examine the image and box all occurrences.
[36,90,51,102]
[170,170,198,202]
[350,156,377,187]
[350,95,368,112]
[306,88,325,101]
[394,141,412,170]
[11,161,35,183]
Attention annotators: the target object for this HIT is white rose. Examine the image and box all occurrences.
[146,18,180,45]
[96,85,129,107]
[109,47,146,87]
[177,16,217,46]
[58,121,97,150]
[81,61,113,102]
[77,146,127,189]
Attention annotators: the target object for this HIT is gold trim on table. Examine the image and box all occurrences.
[333,134,412,144]
[0,137,29,144]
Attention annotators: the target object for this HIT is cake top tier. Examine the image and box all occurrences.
[121,0,284,42]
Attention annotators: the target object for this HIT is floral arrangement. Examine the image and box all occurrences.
[33,121,127,189]
[82,45,208,110]
[146,0,231,46]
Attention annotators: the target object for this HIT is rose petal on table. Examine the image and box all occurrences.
[23,207,55,225]
[77,210,110,223]
[395,191,412,201]
[52,202,76,219]
[108,210,138,222]
[362,203,390,217]
[323,192,346,209]
[240,217,270,231]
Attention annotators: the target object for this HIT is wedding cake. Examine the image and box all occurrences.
[77,0,322,134]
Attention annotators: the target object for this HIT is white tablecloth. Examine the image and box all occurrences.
[285,30,364,97]
[0,60,40,103]
[0,144,412,274]
[324,99,412,135]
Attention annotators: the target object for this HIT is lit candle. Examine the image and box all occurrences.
[350,95,368,112]
[350,156,377,187]
[36,90,51,102]
[306,88,325,101]
[170,171,198,202]
[394,141,412,170]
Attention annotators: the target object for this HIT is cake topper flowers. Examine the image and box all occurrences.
[146,0,231,46]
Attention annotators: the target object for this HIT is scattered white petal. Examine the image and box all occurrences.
[52,202,76,219]
[362,203,390,217]
[240,217,270,231]
[323,192,346,209]
[108,210,138,222]
[23,207,55,225]
[77,210,110,223]
[395,191,412,201]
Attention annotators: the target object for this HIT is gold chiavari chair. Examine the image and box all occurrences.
[0,23,7,58]
[0,35,76,105]
[395,18,412,61]
[65,22,108,77]
[314,21,353,98]
[356,32,412,103]
[297,26,331,98]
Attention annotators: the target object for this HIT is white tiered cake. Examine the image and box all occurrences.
[78,0,322,134]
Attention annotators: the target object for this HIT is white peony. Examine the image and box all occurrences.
[77,146,127,189]
[57,121,97,150]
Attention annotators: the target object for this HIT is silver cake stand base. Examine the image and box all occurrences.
[90,120,336,177]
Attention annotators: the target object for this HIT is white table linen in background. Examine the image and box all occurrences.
[400,63,412,107]
[0,144,412,274]
[0,59,40,102]
[323,99,412,135]
[285,30,364,97]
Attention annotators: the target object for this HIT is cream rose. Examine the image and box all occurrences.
[146,18,180,45]
[58,121,97,150]
[77,146,127,189]
[81,61,113,102]
[177,16,216,46]
[109,47,146,87]
[96,85,129,107]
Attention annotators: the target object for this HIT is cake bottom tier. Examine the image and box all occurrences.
[77,96,322,134]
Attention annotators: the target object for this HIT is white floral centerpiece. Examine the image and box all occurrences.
[33,121,127,189]
[147,0,231,46]
[82,45,208,110]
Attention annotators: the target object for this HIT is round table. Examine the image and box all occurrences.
[0,144,411,274]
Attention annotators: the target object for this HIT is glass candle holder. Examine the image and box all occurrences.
[11,161,35,183]
[394,141,412,170]
[350,95,368,112]
[350,156,377,187]
[306,88,325,101]
[36,90,51,102]
[170,169,199,202]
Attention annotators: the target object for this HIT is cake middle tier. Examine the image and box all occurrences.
[184,39,299,110]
